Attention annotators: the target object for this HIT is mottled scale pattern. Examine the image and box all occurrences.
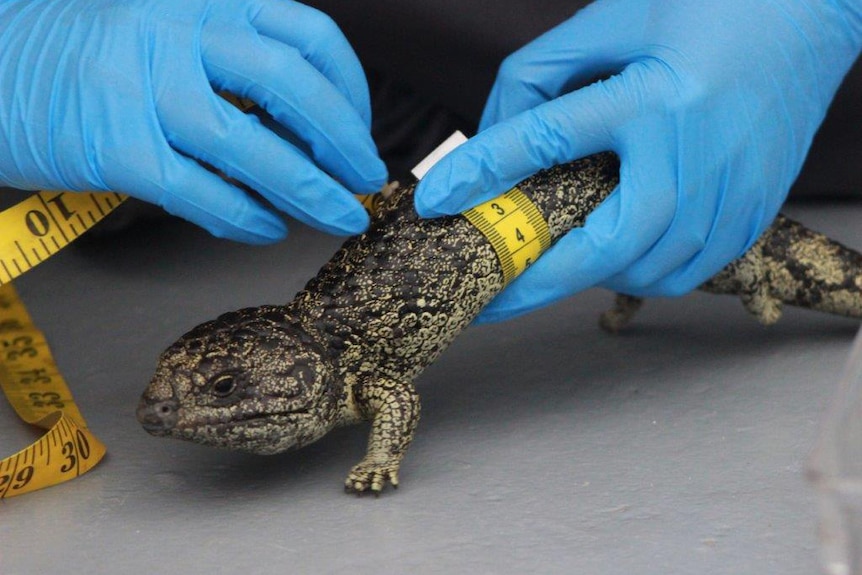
[140,150,862,495]
[601,215,862,332]
[292,153,621,384]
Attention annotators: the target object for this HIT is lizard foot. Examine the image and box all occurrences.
[344,459,401,495]
[599,294,644,334]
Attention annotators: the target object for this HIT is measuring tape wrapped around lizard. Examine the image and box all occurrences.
[138,148,862,495]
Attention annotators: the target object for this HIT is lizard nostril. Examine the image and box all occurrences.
[137,398,179,434]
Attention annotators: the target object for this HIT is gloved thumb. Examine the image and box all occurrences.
[414,69,644,217]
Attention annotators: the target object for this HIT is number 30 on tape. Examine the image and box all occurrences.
[0,190,125,498]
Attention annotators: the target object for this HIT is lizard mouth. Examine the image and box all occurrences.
[176,409,312,431]
[137,401,324,455]
[175,411,321,455]
[137,394,312,436]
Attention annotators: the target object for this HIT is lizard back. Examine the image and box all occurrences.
[291,153,621,382]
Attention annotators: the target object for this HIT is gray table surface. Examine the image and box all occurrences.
[0,199,859,575]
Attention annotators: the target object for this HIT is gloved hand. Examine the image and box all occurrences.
[415,0,862,322]
[0,0,387,243]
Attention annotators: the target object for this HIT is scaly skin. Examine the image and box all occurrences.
[600,215,862,332]
[138,152,862,494]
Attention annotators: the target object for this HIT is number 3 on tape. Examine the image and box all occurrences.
[0,190,123,498]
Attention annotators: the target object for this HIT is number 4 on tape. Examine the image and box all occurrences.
[0,190,121,498]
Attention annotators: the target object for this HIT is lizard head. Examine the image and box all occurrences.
[137,306,342,455]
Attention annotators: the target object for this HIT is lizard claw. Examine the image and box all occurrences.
[344,460,401,495]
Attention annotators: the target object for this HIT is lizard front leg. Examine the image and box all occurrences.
[345,377,421,494]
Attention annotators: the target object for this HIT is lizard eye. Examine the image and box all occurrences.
[210,374,238,398]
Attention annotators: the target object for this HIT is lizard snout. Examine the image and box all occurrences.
[137,397,179,434]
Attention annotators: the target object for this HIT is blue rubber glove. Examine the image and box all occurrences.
[0,0,387,243]
[416,0,862,322]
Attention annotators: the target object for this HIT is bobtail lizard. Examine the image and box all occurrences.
[138,152,862,493]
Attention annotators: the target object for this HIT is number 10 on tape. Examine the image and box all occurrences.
[0,191,125,283]
[0,190,121,498]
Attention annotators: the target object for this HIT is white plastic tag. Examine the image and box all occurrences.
[410,131,468,180]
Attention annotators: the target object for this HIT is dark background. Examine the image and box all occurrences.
[309,0,862,196]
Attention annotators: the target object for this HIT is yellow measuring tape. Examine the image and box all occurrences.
[0,120,549,498]
[409,129,552,282]
[463,187,551,285]
[0,93,257,498]
[0,191,124,497]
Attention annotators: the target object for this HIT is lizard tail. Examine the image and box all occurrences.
[601,215,862,331]
[693,215,862,325]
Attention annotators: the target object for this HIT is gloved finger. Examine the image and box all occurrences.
[647,200,772,296]
[248,0,373,126]
[628,227,753,298]
[601,98,775,297]
[475,191,622,323]
[415,63,658,217]
[480,0,649,129]
[163,94,370,236]
[597,139,720,295]
[106,148,288,244]
[476,142,679,323]
[616,158,774,298]
[415,100,608,217]
[202,26,386,193]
